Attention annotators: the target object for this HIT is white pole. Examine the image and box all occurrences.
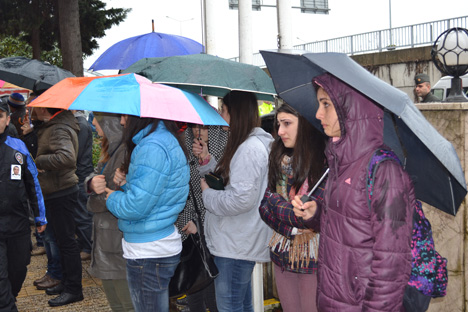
[239,2,263,311]
[204,0,218,55]
[277,0,293,49]
[252,263,264,312]
[239,0,253,64]
[203,0,220,108]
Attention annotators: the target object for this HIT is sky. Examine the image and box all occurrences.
[83,0,468,71]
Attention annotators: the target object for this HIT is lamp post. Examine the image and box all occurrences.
[431,27,468,102]
[165,16,195,36]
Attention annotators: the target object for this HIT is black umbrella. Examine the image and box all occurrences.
[261,49,467,216]
[0,57,74,91]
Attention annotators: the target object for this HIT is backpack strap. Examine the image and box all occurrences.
[366,148,401,210]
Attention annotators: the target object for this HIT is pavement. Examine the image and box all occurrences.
[16,230,282,312]
[15,229,184,311]
[16,251,112,312]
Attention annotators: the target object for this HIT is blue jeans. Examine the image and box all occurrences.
[214,256,255,312]
[126,254,180,312]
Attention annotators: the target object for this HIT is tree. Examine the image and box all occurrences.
[58,0,83,76]
[0,34,63,66]
[0,0,129,70]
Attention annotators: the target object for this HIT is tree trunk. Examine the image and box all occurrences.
[31,28,42,60]
[57,0,83,76]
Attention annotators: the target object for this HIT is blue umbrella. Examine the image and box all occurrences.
[89,32,204,71]
[261,49,467,216]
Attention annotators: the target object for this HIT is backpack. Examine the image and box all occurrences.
[366,149,448,311]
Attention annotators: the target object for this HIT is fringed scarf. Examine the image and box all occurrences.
[269,155,319,271]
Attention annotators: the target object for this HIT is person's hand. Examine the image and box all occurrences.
[113,168,126,187]
[37,169,45,173]
[182,220,198,235]
[200,178,209,191]
[104,187,115,200]
[192,138,209,161]
[37,224,46,233]
[90,175,107,194]
[297,228,314,234]
[21,114,33,135]
[292,195,317,220]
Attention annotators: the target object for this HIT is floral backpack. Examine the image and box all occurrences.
[366,149,448,311]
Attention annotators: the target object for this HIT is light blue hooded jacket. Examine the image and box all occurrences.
[107,122,189,243]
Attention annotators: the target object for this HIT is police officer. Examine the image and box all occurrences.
[415,73,440,103]
[0,99,47,311]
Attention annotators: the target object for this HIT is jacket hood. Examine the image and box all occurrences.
[44,110,80,132]
[313,73,384,167]
[250,127,273,151]
[94,113,123,156]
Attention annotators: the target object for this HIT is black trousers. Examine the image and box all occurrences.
[0,232,31,312]
[45,191,83,295]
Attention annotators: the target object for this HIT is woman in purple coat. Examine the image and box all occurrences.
[293,73,414,311]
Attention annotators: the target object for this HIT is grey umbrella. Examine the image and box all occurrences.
[0,56,74,91]
[261,49,467,216]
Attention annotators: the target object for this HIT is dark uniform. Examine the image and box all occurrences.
[0,113,46,311]
[422,92,441,103]
[415,73,441,103]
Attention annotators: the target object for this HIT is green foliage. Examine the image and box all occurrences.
[0,35,32,57]
[92,134,102,168]
[0,0,130,58]
[0,34,63,66]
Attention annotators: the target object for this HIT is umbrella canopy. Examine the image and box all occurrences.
[0,57,74,91]
[89,32,204,71]
[261,49,467,216]
[122,54,277,101]
[28,73,228,127]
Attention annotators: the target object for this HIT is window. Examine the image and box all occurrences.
[300,0,329,14]
[229,0,262,11]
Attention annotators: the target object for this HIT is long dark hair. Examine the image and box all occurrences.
[268,103,326,192]
[214,91,260,185]
[121,115,189,173]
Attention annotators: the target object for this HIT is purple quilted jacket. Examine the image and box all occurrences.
[305,73,414,311]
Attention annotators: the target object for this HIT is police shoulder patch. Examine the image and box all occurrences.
[15,152,24,165]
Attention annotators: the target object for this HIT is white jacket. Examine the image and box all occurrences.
[199,127,273,262]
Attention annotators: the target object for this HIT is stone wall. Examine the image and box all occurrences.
[351,46,442,103]
[415,103,467,311]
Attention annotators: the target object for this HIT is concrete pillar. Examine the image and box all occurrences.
[239,0,253,64]
[203,0,220,108]
[239,2,263,311]
[252,263,264,312]
[204,0,219,55]
[277,0,293,49]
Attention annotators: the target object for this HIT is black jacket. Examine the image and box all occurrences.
[0,132,46,238]
[74,112,94,183]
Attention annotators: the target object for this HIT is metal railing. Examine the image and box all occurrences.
[232,15,468,67]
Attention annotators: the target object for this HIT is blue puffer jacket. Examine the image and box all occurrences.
[106,122,189,243]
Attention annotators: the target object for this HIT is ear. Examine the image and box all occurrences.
[6,115,10,126]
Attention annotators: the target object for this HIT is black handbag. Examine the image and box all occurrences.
[169,184,219,298]
[204,171,224,190]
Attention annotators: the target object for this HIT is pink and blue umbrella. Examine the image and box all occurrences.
[28,73,228,126]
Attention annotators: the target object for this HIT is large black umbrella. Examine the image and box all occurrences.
[0,57,74,91]
[261,49,467,216]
